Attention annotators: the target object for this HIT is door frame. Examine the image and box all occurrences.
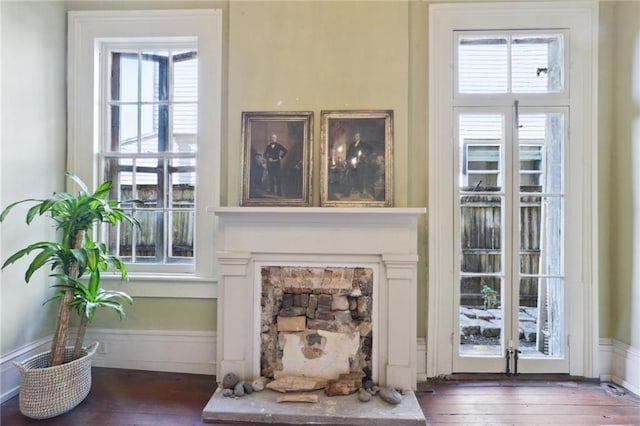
[427,1,599,378]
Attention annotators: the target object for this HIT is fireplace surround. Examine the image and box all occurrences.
[210,207,425,391]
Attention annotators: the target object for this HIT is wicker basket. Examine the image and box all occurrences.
[13,342,99,419]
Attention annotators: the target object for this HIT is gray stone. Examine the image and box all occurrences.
[317,294,333,308]
[378,387,402,405]
[300,293,309,307]
[203,381,427,426]
[282,293,293,309]
[251,376,268,392]
[279,306,307,317]
[358,388,372,402]
[481,320,501,338]
[358,276,373,296]
[308,294,318,310]
[234,382,245,397]
[243,382,253,394]
[222,372,240,390]
[221,388,234,397]
[332,295,350,310]
[334,310,353,326]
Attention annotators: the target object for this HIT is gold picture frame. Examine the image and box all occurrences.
[240,111,313,206]
[320,110,393,207]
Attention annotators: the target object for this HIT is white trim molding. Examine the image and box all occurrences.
[428,0,599,378]
[85,328,217,376]
[67,9,223,297]
[611,341,640,395]
[599,338,614,382]
[0,336,52,403]
[416,337,427,382]
[2,333,428,404]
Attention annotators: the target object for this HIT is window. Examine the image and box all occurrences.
[68,10,222,295]
[103,45,198,266]
[457,33,565,94]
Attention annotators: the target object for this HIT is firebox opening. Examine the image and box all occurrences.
[260,266,374,381]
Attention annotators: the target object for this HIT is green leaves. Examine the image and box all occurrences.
[1,171,135,324]
[1,172,140,277]
[49,273,133,322]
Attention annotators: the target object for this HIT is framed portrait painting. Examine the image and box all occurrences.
[320,110,393,207]
[241,111,313,206]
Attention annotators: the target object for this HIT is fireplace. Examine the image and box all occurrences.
[260,265,375,382]
[210,207,425,391]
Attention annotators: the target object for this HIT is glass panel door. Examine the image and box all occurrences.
[454,107,568,373]
[514,109,568,373]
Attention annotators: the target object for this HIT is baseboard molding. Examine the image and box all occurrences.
[85,328,217,375]
[14,335,631,403]
[609,339,640,395]
[0,336,52,404]
[598,338,614,382]
[416,337,427,382]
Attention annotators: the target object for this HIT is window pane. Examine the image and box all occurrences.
[512,34,563,94]
[460,194,503,273]
[459,276,503,356]
[170,210,194,259]
[173,104,198,152]
[113,104,138,151]
[113,53,138,102]
[458,36,508,94]
[520,195,563,276]
[519,277,564,357]
[519,113,564,194]
[169,159,195,207]
[520,145,543,188]
[173,52,198,102]
[140,104,162,153]
[459,113,504,190]
[141,50,168,102]
[134,209,159,260]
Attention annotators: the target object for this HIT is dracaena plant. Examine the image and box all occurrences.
[1,172,139,366]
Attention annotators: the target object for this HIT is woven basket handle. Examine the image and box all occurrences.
[85,341,100,357]
[12,360,27,373]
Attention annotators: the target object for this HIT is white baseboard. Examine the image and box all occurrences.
[12,334,633,403]
[0,336,52,404]
[416,337,427,382]
[85,328,217,375]
[599,338,614,382]
[609,340,640,395]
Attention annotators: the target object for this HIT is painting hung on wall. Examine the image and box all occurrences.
[241,111,313,206]
[320,110,393,207]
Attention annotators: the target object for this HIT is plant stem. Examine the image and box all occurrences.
[72,313,89,359]
[49,288,74,366]
[49,230,85,366]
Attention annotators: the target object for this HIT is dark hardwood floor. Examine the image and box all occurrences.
[1,368,639,425]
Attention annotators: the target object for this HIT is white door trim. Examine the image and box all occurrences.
[427,1,599,378]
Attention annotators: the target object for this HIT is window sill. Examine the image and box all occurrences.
[101,273,217,299]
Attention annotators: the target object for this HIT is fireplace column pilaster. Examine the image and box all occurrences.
[382,253,419,391]
[216,252,252,381]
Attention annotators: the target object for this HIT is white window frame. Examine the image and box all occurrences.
[428,1,599,378]
[67,10,222,298]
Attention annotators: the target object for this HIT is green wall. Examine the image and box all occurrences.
[604,1,640,347]
[1,1,67,353]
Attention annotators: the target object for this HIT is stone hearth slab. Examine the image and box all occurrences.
[202,387,427,425]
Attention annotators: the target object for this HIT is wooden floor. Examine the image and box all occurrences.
[1,368,639,425]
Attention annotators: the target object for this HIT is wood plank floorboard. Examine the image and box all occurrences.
[1,368,639,425]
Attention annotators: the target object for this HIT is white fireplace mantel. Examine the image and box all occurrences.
[209,206,426,390]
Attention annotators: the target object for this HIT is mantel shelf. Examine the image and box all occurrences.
[208,206,426,221]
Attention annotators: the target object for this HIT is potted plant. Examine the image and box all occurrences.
[1,172,138,419]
